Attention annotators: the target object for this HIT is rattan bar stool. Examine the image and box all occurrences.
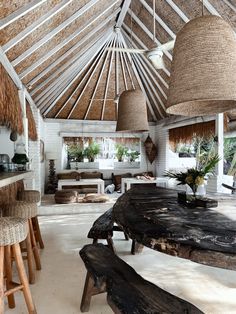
[4,201,42,284]
[18,190,44,249]
[0,217,37,313]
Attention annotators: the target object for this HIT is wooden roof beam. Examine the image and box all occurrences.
[12,0,102,66]
[139,0,176,39]
[0,0,47,30]
[117,35,157,121]
[118,40,128,90]
[20,3,121,79]
[164,0,189,23]
[2,0,73,53]
[61,34,114,118]
[42,33,114,116]
[38,37,107,110]
[127,9,172,62]
[116,0,131,27]
[122,29,167,98]
[84,36,116,120]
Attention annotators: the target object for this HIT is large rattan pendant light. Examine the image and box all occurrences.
[116,89,149,132]
[166,15,236,116]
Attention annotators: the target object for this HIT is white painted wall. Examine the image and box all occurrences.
[0,127,14,159]
[42,120,157,187]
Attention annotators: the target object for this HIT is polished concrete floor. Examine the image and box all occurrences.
[5,202,236,314]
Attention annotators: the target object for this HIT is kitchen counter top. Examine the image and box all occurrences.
[0,171,33,188]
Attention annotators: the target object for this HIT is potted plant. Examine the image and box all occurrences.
[115,144,128,162]
[127,150,140,163]
[84,142,100,162]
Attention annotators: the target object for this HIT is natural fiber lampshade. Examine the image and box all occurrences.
[116,89,149,132]
[166,15,236,116]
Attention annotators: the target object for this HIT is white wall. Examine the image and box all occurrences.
[155,122,169,176]
[42,120,157,186]
[0,127,14,159]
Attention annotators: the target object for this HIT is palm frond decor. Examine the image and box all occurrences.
[26,102,38,141]
[0,64,23,134]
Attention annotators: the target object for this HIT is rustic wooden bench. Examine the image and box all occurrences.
[87,208,129,253]
[80,244,203,313]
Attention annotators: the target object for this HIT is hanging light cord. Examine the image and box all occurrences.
[153,0,156,42]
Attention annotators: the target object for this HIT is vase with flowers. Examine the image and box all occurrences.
[165,154,220,198]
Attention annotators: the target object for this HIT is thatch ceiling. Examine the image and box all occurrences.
[0,0,235,122]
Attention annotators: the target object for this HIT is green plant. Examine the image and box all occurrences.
[115,144,128,162]
[127,150,140,162]
[67,144,84,162]
[165,154,220,196]
[84,142,100,162]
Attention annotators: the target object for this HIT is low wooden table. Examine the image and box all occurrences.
[121,177,168,193]
[113,186,236,270]
[57,178,105,194]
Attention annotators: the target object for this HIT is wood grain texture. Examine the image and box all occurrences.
[113,186,236,270]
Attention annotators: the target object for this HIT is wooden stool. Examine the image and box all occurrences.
[4,201,42,284]
[0,217,37,313]
[18,190,44,249]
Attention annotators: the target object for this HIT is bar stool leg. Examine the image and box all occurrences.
[25,233,35,284]
[4,245,15,308]
[12,243,37,314]
[29,219,41,271]
[0,246,4,314]
[32,217,44,249]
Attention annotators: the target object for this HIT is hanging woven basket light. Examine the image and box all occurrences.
[166,15,236,116]
[116,89,149,132]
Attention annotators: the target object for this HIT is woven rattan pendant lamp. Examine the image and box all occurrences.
[116,89,149,132]
[166,15,236,116]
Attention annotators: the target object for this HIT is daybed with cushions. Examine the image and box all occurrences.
[57,171,103,194]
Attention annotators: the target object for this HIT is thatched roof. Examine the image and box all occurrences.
[0,0,235,122]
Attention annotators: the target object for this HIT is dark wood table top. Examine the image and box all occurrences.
[113,186,236,270]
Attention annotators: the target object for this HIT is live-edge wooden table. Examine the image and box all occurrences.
[113,186,236,270]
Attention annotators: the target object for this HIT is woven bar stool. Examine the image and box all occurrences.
[4,201,42,284]
[0,217,37,313]
[18,190,44,249]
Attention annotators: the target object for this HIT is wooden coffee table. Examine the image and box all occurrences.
[57,179,105,194]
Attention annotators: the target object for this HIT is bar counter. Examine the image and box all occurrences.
[0,171,33,188]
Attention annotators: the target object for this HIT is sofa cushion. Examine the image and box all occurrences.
[133,172,154,178]
[80,172,103,179]
[112,173,132,191]
[57,171,80,180]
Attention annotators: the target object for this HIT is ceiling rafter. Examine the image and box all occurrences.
[222,0,236,13]
[164,0,189,23]
[116,0,131,27]
[12,0,102,67]
[101,36,116,120]
[84,36,116,120]
[65,35,114,119]
[0,0,47,30]
[30,17,117,97]
[19,3,120,79]
[120,33,165,118]
[139,0,176,39]
[122,29,167,99]
[118,33,157,121]
[38,38,108,111]
[118,40,128,90]
[2,0,73,53]
[119,37,135,90]
[43,32,114,116]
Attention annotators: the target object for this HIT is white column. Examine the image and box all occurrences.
[18,89,29,155]
[214,113,224,192]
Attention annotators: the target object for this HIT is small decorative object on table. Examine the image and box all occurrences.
[165,154,220,208]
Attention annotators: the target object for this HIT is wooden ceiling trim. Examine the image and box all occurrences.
[40,37,108,114]
[45,33,114,117]
[11,0,101,67]
[164,0,189,23]
[2,0,73,53]
[59,34,114,119]
[19,3,121,80]
[84,36,116,120]
[118,40,128,90]
[116,0,131,27]
[119,33,157,121]
[0,0,47,30]
[33,31,111,104]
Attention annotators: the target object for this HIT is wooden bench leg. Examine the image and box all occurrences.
[106,236,116,254]
[131,240,144,255]
[25,232,36,284]
[32,217,44,249]
[29,219,41,271]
